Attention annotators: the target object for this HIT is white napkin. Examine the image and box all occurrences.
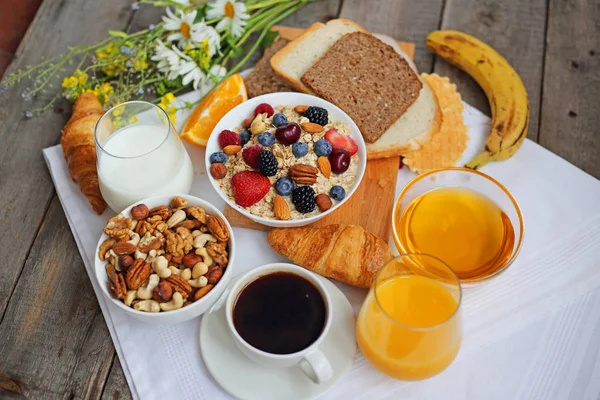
[43,102,600,400]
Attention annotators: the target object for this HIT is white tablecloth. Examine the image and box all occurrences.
[43,102,600,400]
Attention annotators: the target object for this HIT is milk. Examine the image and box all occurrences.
[98,124,193,212]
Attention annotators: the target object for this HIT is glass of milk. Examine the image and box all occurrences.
[95,101,194,212]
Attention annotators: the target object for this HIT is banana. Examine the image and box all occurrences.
[425,30,529,169]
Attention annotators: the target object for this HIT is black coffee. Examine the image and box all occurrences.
[233,271,326,355]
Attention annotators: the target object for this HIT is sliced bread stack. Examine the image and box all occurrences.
[270,19,441,159]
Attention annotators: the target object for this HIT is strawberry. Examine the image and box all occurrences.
[242,144,263,169]
[231,171,271,207]
[324,128,358,156]
[254,103,274,117]
[218,130,241,148]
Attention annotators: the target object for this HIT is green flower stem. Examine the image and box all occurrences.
[246,0,291,10]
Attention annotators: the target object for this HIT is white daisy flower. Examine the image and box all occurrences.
[151,40,183,81]
[206,0,250,38]
[171,46,206,90]
[162,8,199,48]
[191,20,221,56]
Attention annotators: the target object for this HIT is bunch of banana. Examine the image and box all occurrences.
[425,30,529,169]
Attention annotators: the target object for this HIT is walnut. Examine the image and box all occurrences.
[153,221,169,233]
[170,196,188,209]
[147,215,163,224]
[104,214,133,239]
[149,205,172,220]
[186,206,207,224]
[206,241,228,266]
[175,227,194,254]
[166,231,185,258]
[135,220,152,236]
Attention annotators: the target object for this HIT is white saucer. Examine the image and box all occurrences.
[199,275,357,400]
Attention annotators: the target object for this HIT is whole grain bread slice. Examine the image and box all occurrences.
[301,32,422,143]
[244,38,295,98]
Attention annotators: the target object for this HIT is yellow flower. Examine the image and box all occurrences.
[133,58,148,71]
[159,92,178,126]
[91,83,115,105]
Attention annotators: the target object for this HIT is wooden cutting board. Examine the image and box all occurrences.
[224,27,415,242]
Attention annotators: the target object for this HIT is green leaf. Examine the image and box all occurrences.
[193,4,209,23]
[108,30,128,38]
[260,29,280,51]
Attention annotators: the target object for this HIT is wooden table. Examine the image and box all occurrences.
[0,0,598,398]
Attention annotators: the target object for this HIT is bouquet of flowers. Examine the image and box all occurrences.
[1,0,309,120]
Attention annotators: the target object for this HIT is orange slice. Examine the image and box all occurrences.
[181,74,248,147]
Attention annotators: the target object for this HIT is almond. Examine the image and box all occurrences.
[294,105,308,114]
[317,156,331,178]
[273,195,290,220]
[223,145,242,155]
[301,122,324,133]
[112,242,136,255]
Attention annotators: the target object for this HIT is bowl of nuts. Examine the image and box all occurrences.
[94,194,235,324]
[205,92,367,228]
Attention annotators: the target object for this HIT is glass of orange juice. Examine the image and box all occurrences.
[392,168,524,284]
[357,254,462,381]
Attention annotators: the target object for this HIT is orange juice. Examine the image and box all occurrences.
[395,187,515,280]
[357,275,461,380]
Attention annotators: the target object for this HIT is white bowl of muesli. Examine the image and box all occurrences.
[205,92,367,228]
[94,194,235,325]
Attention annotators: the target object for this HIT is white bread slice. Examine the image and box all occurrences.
[270,19,367,94]
[366,79,442,160]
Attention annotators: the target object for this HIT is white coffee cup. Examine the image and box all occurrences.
[225,263,333,384]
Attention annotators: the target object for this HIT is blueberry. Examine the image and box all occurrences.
[209,152,228,164]
[275,177,295,196]
[330,185,346,201]
[272,113,288,127]
[239,129,251,146]
[292,142,308,158]
[257,132,275,147]
[314,139,332,157]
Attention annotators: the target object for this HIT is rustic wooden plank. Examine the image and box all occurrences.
[101,357,132,400]
[338,0,445,73]
[0,196,115,399]
[0,0,133,321]
[538,0,600,179]
[433,0,547,139]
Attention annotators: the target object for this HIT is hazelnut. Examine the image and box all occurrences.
[183,253,202,268]
[210,163,227,180]
[152,281,173,303]
[315,194,332,211]
[131,204,149,220]
[205,266,223,285]
[242,117,253,129]
[118,255,134,272]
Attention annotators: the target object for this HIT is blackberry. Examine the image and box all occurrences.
[292,186,316,214]
[258,150,278,176]
[304,106,328,126]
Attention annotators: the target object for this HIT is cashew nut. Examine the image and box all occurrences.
[166,210,186,228]
[107,249,118,267]
[189,276,208,288]
[250,113,267,134]
[152,256,171,278]
[169,266,191,280]
[128,232,140,246]
[195,247,213,266]
[134,299,160,312]
[146,249,157,265]
[124,290,137,306]
[136,274,160,299]
[192,262,209,279]
[139,232,154,247]
[191,230,201,238]
[193,233,217,249]
[159,292,184,311]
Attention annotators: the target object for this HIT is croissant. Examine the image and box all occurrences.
[61,92,107,214]
[268,224,394,288]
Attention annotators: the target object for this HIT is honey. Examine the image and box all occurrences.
[395,187,515,280]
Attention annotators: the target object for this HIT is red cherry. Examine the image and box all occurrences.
[328,149,351,174]
[275,123,301,145]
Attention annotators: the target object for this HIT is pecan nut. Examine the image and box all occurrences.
[138,237,163,253]
[106,264,127,299]
[112,242,136,255]
[206,241,228,266]
[186,206,207,224]
[206,216,230,242]
[125,258,151,290]
[288,164,318,185]
[205,266,223,285]
[165,275,192,299]
[149,205,172,220]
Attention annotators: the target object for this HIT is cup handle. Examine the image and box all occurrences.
[297,348,333,384]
